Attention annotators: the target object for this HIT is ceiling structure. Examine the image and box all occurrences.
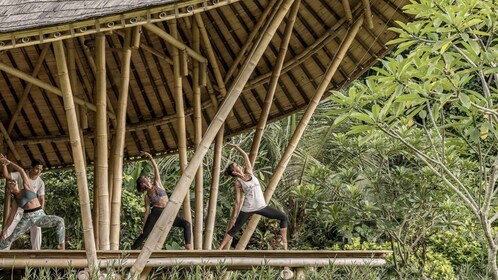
[0,0,411,169]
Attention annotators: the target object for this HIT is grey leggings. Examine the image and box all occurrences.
[227,206,288,237]
[0,209,65,249]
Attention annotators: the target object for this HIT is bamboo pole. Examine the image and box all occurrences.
[7,44,50,134]
[236,17,364,250]
[143,24,207,64]
[168,18,193,242]
[94,33,110,250]
[53,40,97,271]
[224,0,278,84]
[109,27,135,250]
[362,0,374,28]
[74,52,90,130]
[203,131,223,249]
[0,121,22,162]
[192,19,204,250]
[129,1,294,277]
[342,0,353,24]
[249,0,301,165]
[1,135,10,230]
[0,62,109,117]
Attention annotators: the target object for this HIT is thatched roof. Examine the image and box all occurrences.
[0,0,411,169]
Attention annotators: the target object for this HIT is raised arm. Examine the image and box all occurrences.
[140,151,162,188]
[0,154,12,180]
[227,143,253,174]
[0,155,31,191]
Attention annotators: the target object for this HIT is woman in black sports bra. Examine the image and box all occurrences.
[0,154,65,250]
[131,151,192,250]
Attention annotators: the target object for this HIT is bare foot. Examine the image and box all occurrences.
[57,243,65,250]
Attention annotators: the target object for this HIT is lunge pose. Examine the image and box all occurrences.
[219,144,288,250]
[131,151,192,250]
[2,159,46,249]
[0,155,65,250]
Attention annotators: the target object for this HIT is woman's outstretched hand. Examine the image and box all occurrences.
[140,151,152,159]
[0,154,11,166]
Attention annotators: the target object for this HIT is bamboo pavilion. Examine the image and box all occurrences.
[0,0,410,278]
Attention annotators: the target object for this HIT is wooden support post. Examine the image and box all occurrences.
[192,19,204,250]
[143,23,207,64]
[168,18,193,244]
[109,27,135,250]
[53,39,97,271]
[7,44,50,134]
[95,33,110,250]
[249,0,301,165]
[342,0,353,24]
[362,0,374,28]
[1,135,10,230]
[129,1,294,277]
[224,0,278,84]
[236,17,365,250]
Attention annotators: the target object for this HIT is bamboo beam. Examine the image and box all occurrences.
[53,39,97,271]
[0,257,386,269]
[192,19,204,250]
[249,0,301,165]
[0,0,245,52]
[362,0,374,28]
[143,23,207,64]
[129,1,295,277]
[237,17,365,250]
[342,0,353,24]
[109,27,135,250]
[0,121,22,162]
[94,33,110,250]
[168,18,193,246]
[7,44,50,134]
[224,0,278,84]
[0,62,113,118]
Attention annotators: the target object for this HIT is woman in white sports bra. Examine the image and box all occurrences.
[219,143,288,250]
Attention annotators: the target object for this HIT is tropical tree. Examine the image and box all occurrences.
[329,0,498,277]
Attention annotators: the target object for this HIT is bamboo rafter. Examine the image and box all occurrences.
[342,0,353,23]
[362,0,374,28]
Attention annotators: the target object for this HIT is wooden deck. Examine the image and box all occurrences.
[0,250,390,269]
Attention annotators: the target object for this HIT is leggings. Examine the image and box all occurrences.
[132,207,192,249]
[227,206,288,237]
[0,209,65,249]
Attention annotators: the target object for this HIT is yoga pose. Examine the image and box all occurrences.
[0,155,65,250]
[3,159,45,250]
[131,151,192,250]
[219,143,288,250]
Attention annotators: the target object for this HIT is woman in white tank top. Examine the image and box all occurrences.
[219,143,288,250]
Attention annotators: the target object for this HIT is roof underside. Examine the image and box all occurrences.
[0,0,410,169]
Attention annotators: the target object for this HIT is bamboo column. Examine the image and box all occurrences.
[249,0,301,165]
[192,19,204,250]
[109,27,135,250]
[1,135,10,230]
[194,13,230,250]
[53,40,97,271]
[94,33,110,250]
[169,18,193,237]
[130,1,295,277]
[236,16,365,250]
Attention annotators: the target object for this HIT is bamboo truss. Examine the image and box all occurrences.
[129,0,295,277]
[237,16,365,250]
